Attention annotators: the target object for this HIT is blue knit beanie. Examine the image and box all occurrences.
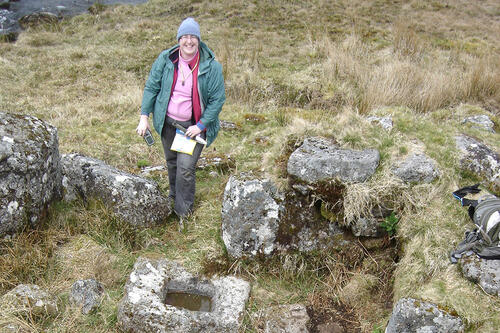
[176,17,201,41]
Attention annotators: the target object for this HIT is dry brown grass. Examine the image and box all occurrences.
[319,32,500,114]
[53,235,120,294]
[0,230,59,295]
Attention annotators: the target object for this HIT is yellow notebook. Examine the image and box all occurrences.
[170,129,197,155]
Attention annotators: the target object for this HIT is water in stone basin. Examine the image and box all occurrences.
[164,292,212,312]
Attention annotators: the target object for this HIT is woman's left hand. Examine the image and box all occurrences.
[185,125,202,138]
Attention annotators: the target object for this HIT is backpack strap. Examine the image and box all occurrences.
[453,184,480,220]
[477,246,500,260]
[452,184,481,198]
[452,184,480,207]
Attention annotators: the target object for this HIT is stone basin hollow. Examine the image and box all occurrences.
[164,291,213,312]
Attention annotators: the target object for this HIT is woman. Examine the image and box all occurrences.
[136,17,225,225]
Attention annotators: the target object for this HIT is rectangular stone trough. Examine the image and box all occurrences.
[117,257,250,333]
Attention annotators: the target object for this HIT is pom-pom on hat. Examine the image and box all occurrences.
[177,17,201,41]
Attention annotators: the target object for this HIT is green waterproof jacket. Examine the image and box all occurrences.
[141,41,225,147]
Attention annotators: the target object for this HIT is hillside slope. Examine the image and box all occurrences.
[0,0,499,332]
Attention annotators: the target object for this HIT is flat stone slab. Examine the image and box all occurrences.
[287,137,379,184]
[118,257,251,333]
[459,253,500,297]
[386,298,464,333]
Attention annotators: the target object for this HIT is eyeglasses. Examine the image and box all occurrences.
[180,35,198,41]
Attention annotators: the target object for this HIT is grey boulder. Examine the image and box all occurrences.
[222,174,348,258]
[0,284,58,317]
[221,175,284,258]
[61,153,171,228]
[459,253,500,297]
[0,112,62,237]
[287,137,379,184]
[455,135,499,192]
[385,298,464,333]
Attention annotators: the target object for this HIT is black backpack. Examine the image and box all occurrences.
[450,184,500,263]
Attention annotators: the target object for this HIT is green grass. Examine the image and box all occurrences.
[1,0,500,332]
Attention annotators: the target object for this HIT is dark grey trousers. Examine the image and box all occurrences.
[161,118,204,217]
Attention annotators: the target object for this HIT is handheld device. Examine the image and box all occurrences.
[172,122,186,132]
[143,128,154,146]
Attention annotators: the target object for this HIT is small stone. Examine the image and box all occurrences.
[139,165,166,176]
[392,153,440,184]
[55,6,66,14]
[459,253,500,297]
[196,153,235,171]
[263,304,310,333]
[462,115,495,133]
[220,120,238,131]
[69,279,104,314]
[367,115,393,131]
[317,322,345,333]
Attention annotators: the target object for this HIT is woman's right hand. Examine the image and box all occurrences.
[136,115,150,136]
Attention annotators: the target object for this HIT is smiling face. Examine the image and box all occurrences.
[179,35,199,60]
